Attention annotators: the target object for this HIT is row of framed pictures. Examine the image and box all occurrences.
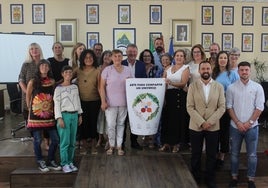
[86,28,136,55]
[86,31,268,54]
[2,4,268,26]
[202,6,268,26]
[54,18,268,54]
[0,4,162,25]
[84,4,162,24]
[4,4,46,24]
[201,33,268,52]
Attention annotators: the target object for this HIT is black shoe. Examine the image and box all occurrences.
[205,178,217,188]
[216,159,224,169]
[229,179,238,188]
[248,181,256,188]
[131,142,142,150]
[47,160,62,171]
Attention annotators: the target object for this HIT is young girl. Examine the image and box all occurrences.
[53,65,83,173]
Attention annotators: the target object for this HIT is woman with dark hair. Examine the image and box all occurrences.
[212,51,239,167]
[160,49,190,153]
[26,59,61,172]
[76,49,101,155]
[138,49,159,148]
[54,65,83,173]
[188,44,206,83]
[139,49,159,78]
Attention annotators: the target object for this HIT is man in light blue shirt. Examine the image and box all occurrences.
[226,61,265,188]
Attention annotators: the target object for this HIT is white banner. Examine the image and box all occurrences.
[126,78,166,135]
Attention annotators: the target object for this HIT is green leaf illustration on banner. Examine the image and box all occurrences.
[132,93,159,121]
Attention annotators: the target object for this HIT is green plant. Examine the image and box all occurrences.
[252,58,267,83]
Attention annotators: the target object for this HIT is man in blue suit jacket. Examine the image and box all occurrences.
[122,44,147,150]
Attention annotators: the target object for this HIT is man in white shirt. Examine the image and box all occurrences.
[187,61,225,188]
[226,61,265,188]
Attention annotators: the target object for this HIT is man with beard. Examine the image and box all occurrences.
[153,37,165,77]
[93,43,103,66]
[207,42,220,70]
[187,61,225,188]
[227,61,264,188]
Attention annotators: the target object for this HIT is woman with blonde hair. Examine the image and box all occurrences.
[69,42,86,71]
[19,43,44,121]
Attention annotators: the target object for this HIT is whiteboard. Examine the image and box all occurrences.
[0,33,54,83]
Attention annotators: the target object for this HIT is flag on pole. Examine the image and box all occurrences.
[161,34,165,53]
[149,36,155,53]
[168,36,174,56]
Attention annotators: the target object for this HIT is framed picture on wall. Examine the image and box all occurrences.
[56,19,77,47]
[32,4,45,24]
[149,32,162,51]
[222,33,233,51]
[86,4,99,24]
[201,6,214,25]
[241,33,253,52]
[113,28,136,56]
[10,4,23,24]
[149,5,162,24]
[242,6,254,26]
[87,32,99,49]
[118,5,131,24]
[222,6,234,25]
[262,7,268,26]
[261,33,268,52]
[172,19,192,46]
[201,33,214,52]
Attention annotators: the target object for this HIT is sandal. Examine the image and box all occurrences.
[172,145,179,153]
[106,147,114,155]
[149,143,155,149]
[159,144,170,152]
[117,147,125,156]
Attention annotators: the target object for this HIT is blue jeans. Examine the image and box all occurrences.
[229,125,258,179]
[32,129,59,162]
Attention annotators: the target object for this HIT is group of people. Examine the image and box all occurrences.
[186,43,264,188]
[18,39,264,188]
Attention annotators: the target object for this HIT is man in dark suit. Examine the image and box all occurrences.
[122,43,147,150]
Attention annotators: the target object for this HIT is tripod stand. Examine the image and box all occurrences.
[11,121,26,137]
[6,83,26,138]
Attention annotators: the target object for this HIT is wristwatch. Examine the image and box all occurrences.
[249,120,254,125]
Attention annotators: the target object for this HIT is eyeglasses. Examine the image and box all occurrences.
[193,51,201,54]
[230,53,240,57]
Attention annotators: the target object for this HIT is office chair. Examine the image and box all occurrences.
[6,83,25,137]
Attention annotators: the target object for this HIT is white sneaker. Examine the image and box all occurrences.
[62,164,72,173]
[69,163,78,172]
